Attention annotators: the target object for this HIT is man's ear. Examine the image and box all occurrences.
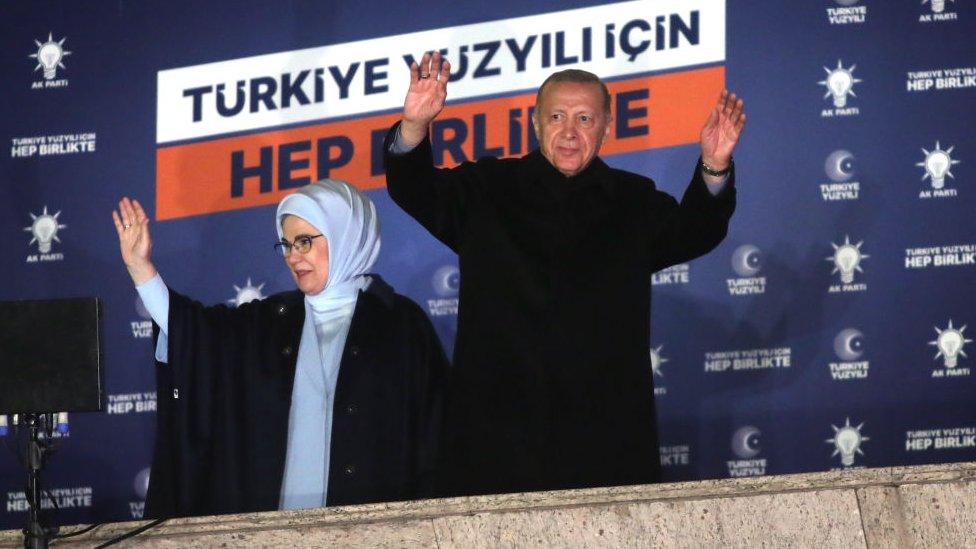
[601,115,612,144]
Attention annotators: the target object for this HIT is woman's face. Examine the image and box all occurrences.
[281,215,330,295]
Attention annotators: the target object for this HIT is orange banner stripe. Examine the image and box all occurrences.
[156,66,723,220]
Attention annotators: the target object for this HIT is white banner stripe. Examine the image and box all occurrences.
[156,0,724,144]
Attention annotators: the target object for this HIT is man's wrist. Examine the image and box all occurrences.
[700,157,733,177]
[398,120,428,148]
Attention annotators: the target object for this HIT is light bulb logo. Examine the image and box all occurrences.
[819,60,862,108]
[923,0,952,13]
[916,141,960,190]
[826,235,869,284]
[28,32,71,80]
[929,319,972,368]
[56,412,69,434]
[228,278,266,307]
[432,265,460,297]
[650,345,668,377]
[24,206,67,253]
[0,415,8,437]
[826,417,869,466]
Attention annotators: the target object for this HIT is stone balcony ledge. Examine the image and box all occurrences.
[3,461,975,547]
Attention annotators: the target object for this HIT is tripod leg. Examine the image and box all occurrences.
[22,414,49,549]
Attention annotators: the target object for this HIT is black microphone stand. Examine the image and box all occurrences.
[22,413,57,549]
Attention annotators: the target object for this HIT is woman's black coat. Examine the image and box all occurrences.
[145,276,448,518]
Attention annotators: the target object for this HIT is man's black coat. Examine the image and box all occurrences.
[146,276,448,518]
[384,124,735,496]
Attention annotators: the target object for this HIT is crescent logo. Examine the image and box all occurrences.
[824,149,855,182]
[731,426,761,459]
[134,296,151,320]
[431,265,461,297]
[133,467,151,500]
[833,328,865,361]
[731,244,762,277]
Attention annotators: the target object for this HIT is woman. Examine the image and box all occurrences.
[112,180,448,518]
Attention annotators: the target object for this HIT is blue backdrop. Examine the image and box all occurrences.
[1,0,974,528]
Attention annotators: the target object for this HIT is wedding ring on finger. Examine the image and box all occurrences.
[420,73,430,79]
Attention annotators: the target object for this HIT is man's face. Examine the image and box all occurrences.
[533,81,612,177]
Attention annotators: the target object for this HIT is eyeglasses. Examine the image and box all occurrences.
[274,234,323,256]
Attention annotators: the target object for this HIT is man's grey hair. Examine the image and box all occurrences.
[535,69,611,116]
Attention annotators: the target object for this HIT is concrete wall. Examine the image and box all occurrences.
[3,462,975,547]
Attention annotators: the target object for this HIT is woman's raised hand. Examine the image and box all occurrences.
[112,197,157,285]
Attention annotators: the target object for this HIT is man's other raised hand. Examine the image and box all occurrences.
[400,51,452,148]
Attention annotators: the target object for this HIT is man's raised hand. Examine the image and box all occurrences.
[699,89,746,170]
[400,51,452,147]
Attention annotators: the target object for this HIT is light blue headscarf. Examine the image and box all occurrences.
[275,179,380,509]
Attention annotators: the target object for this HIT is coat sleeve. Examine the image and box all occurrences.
[146,288,301,518]
[406,302,450,500]
[158,290,262,447]
[646,160,737,273]
[147,289,245,518]
[383,122,488,252]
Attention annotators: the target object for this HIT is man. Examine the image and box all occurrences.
[384,52,745,496]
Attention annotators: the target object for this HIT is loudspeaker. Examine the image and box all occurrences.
[0,298,103,413]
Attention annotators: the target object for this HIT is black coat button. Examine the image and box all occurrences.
[281,345,293,357]
[345,404,357,415]
[348,345,360,358]
[344,464,356,475]
[277,304,287,316]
